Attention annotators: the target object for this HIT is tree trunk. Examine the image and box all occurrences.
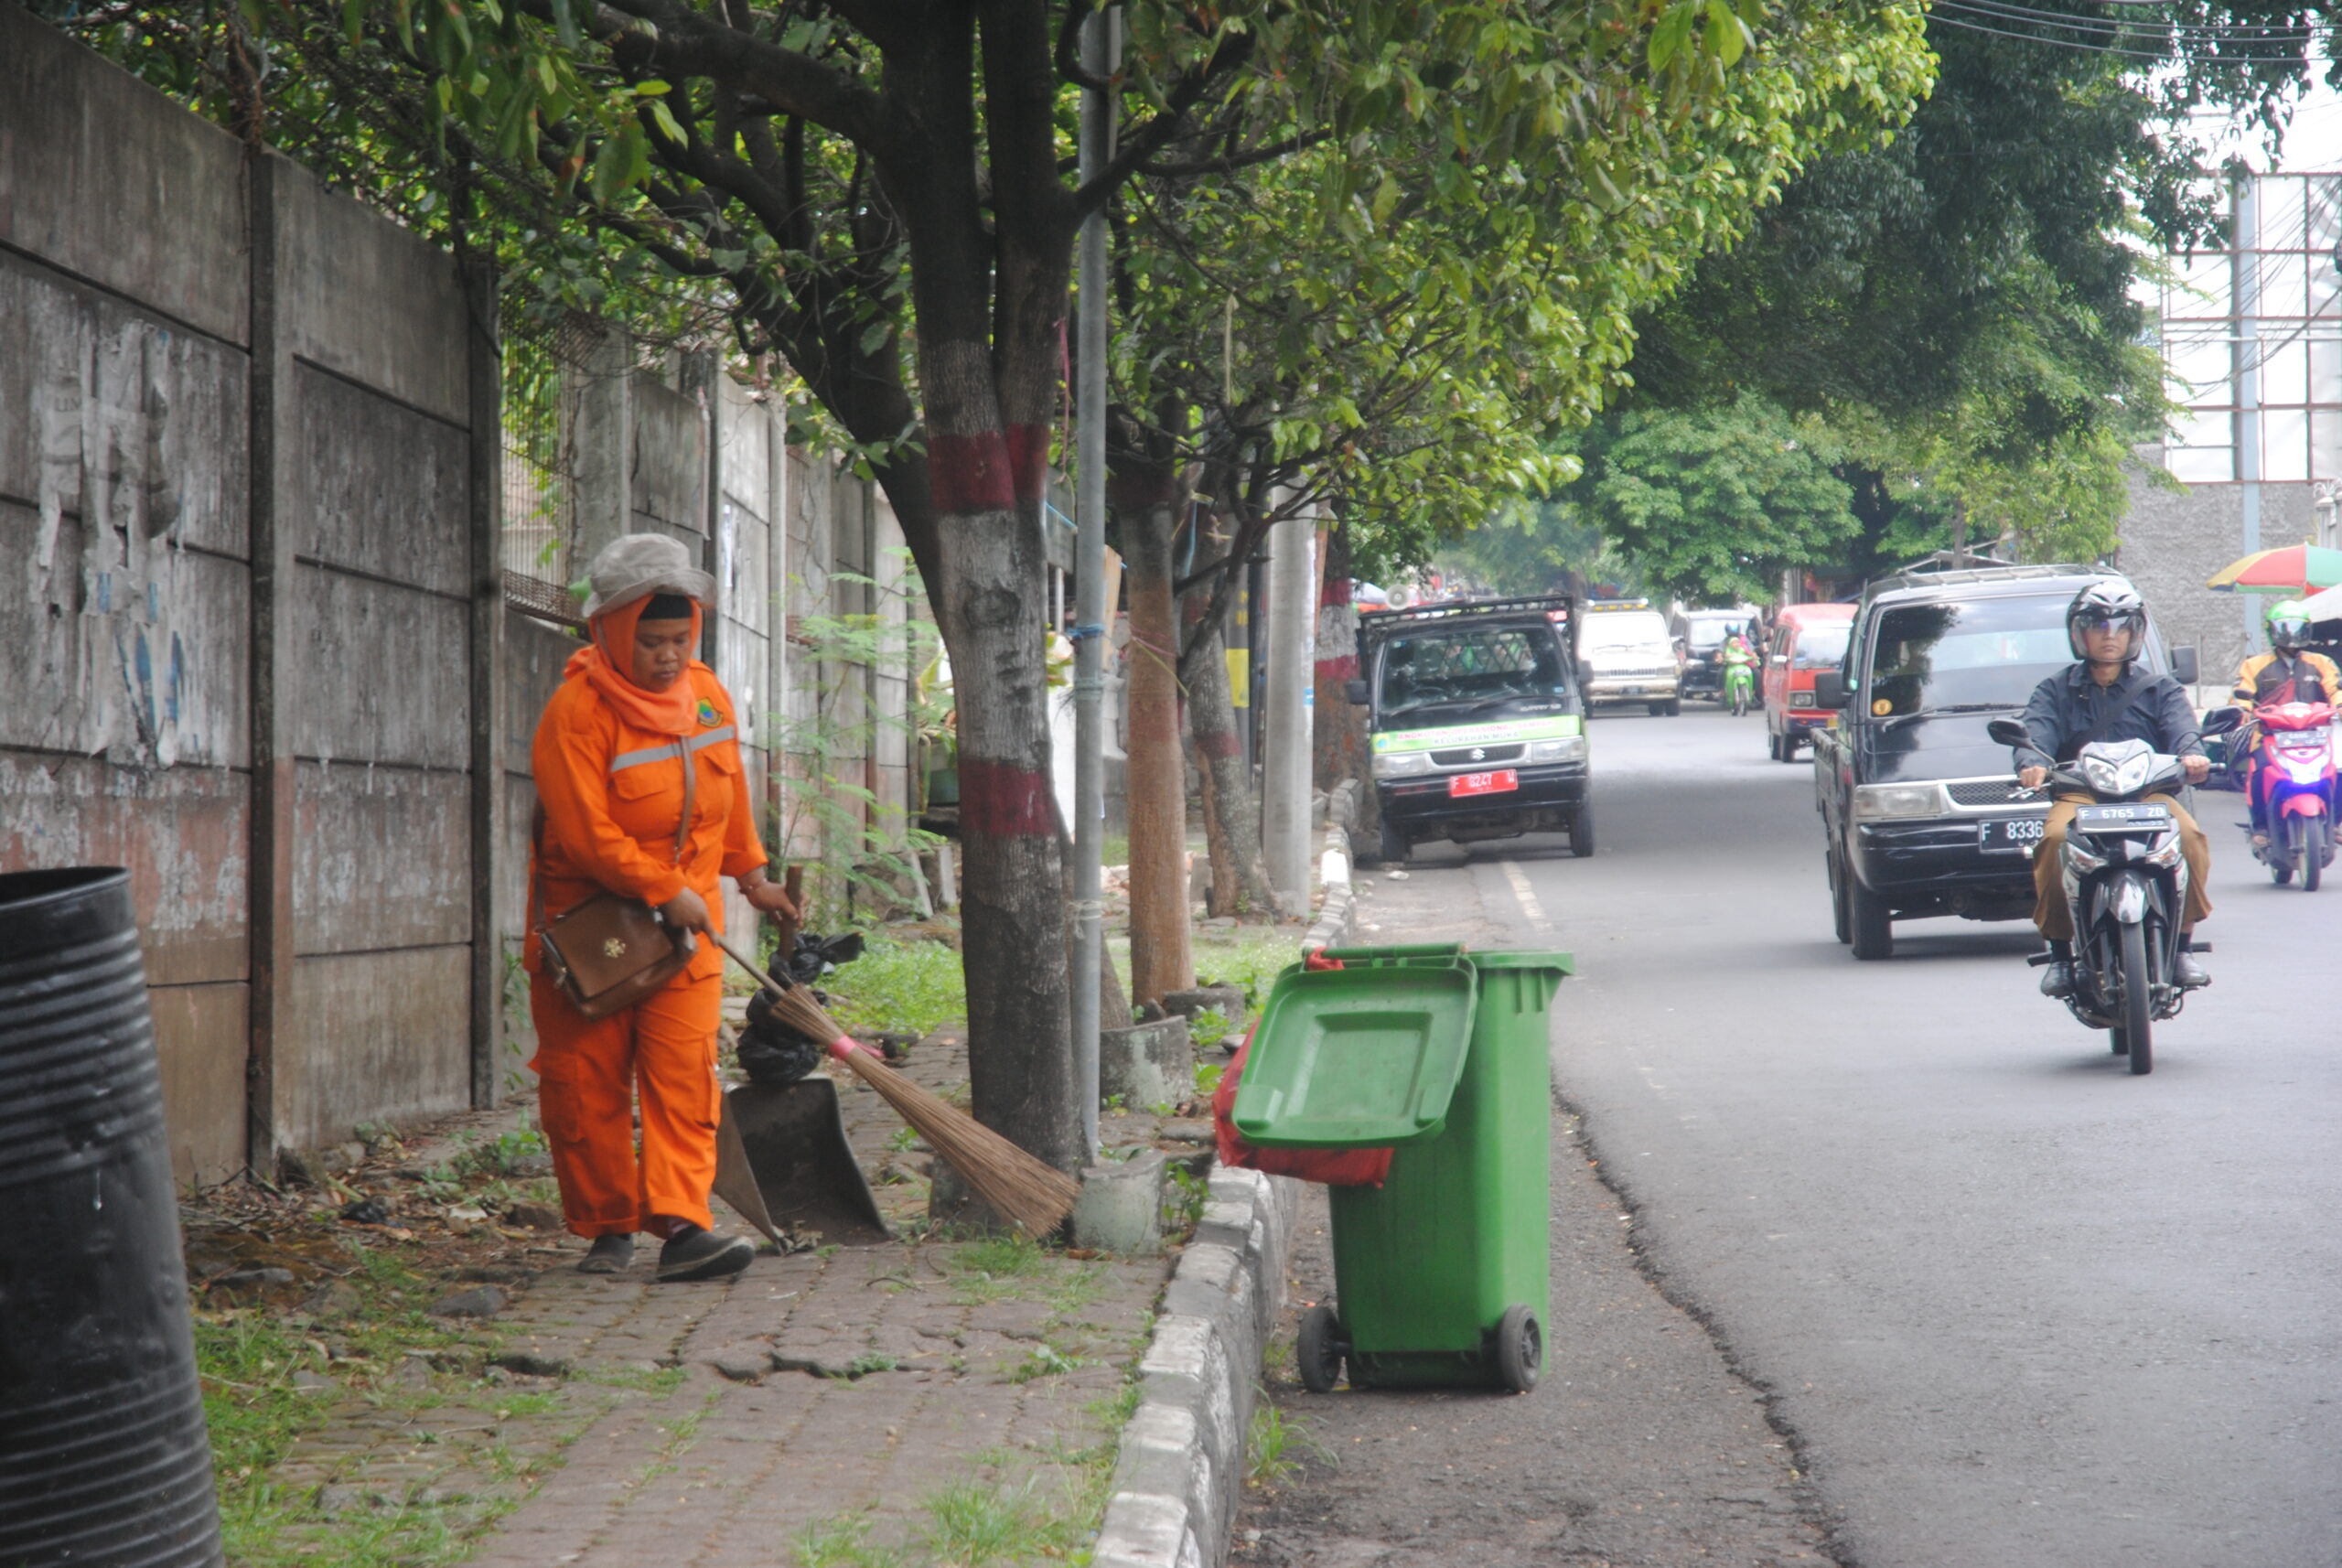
[1121,496,1194,1004]
[880,20,1080,1173]
[1183,519,1276,916]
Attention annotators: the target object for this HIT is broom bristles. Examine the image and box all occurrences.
[766,984,1080,1236]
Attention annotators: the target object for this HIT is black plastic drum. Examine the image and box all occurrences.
[0,867,223,1566]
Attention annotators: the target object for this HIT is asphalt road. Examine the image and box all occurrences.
[1243,703,2340,1568]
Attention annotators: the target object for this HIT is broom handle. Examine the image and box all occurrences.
[705,928,789,993]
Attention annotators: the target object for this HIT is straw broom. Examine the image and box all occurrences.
[707,930,1080,1236]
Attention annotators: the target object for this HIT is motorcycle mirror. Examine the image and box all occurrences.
[1986,717,2032,748]
[2170,644,2199,686]
[2200,705,2242,736]
[1812,671,1848,710]
[1344,678,1370,706]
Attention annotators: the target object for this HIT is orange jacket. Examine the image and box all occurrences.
[529,661,768,982]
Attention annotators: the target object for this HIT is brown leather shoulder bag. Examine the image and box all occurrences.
[533,737,697,1020]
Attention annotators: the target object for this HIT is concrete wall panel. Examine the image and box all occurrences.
[295,362,469,595]
[0,252,249,559]
[502,614,577,776]
[0,499,252,767]
[150,981,250,1185]
[0,749,247,986]
[291,564,469,768]
[271,156,468,425]
[0,8,250,346]
[631,381,705,535]
[293,761,470,954]
[281,946,471,1150]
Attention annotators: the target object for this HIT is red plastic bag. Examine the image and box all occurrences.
[1211,1024,1394,1188]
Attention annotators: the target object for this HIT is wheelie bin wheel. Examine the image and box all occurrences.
[1494,1304,1542,1393]
[1297,1305,1348,1394]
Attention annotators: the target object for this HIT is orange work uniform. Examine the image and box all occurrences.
[527,661,768,1238]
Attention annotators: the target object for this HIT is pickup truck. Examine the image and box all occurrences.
[1810,565,2198,960]
[1349,595,1593,864]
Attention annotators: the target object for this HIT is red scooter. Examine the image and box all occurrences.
[2244,701,2337,891]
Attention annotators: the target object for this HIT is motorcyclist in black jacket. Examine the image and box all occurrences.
[2010,582,2213,997]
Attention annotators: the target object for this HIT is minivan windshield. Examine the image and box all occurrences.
[1792,623,1851,671]
[1684,615,1748,651]
[1377,624,1570,719]
[1578,613,1671,651]
[1864,596,2078,717]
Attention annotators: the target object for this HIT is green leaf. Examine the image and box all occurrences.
[550,0,582,50]
[588,134,632,207]
[1705,0,1748,67]
[1648,4,1696,71]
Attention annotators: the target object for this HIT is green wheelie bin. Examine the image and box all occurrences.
[1230,942,1571,1393]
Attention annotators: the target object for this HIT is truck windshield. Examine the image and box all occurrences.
[1793,623,1851,671]
[1378,626,1569,718]
[1865,597,2071,716]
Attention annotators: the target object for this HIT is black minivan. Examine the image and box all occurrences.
[1810,565,2199,960]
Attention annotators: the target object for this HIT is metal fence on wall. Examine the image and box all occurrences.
[500,313,599,591]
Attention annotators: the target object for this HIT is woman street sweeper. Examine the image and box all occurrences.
[527,533,800,1282]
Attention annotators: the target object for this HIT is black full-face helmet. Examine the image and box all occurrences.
[2067,580,2147,662]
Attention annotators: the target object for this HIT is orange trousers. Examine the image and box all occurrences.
[529,968,724,1239]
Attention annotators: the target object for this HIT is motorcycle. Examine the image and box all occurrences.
[1724,657,1756,717]
[2240,700,2337,891]
[1989,713,2239,1076]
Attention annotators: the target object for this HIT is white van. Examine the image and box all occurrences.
[1575,600,1681,715]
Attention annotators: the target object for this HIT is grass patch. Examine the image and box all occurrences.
[795,1509,908,1568]
[1246,1399,1312,1490]
[195,1241,531,1567]
[829,935,968,1038]
[917,1478,1089,1567]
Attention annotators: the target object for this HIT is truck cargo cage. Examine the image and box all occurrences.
[1358,594,1577,641]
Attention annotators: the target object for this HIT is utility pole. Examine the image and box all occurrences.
[1262,500,1316,911]
[1070,3,1118,1160]
[2233,167,2263,657]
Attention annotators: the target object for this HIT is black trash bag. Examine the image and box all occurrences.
[779,930,865,986]
[736,988,825,1087]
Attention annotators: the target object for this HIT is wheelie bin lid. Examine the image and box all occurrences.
[1230,961,1477,1148]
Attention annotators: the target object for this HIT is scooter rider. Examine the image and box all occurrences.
[1722,633,1758,702]
[2229,599,2342,849]
[2012,582,2214,997]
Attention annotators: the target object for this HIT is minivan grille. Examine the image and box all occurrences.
[1947,779,2026,806]
[1431,744,1524,767]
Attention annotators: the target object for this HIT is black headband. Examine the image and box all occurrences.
[641,593,696,620]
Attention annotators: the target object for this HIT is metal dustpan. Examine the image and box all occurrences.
[714,1077,891,1247]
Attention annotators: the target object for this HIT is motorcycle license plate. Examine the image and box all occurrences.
[1449,769,1519,798]
[2074,804,2172,829]
[1979,815,2046,853]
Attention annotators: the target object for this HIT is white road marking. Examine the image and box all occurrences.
[1499,859,1555,934]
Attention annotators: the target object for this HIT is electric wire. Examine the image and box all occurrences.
[1923,5,2328,62]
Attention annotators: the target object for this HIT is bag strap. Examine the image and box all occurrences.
[2057,668,2151,762]
[531,731,698,933]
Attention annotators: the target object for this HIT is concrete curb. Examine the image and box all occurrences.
[1302,824,1356,953]
[1092,1166,1301,1568]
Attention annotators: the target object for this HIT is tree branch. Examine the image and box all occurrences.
[1056,0,1112,92]
[1071,28,1254,219]
[1139,128,1330,178]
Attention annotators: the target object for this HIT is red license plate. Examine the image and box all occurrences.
[1448,769,1519,798]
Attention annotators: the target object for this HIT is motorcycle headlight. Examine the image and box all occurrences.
[2063,838,2107,873]
[1373,749,1432,779]
[1525,736,1587,764]
[1853,783,1945,821]
[2081,751,2154,796]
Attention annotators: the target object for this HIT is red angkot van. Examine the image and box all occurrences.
[1762,603,1856,761]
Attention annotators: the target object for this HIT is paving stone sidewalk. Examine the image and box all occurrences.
[262,1021,1200,1567]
